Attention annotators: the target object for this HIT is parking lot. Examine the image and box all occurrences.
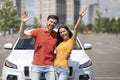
[78,33,120,80]
[0,32,120,80]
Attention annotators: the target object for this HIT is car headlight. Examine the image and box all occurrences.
[5,60,18,69]
[79,60,92,69]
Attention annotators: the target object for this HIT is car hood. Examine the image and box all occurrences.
[6,50,90,67]
[7,50,34,66]
[68,50,91,65]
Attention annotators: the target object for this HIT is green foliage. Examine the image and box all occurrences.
[65,20,94,33]
[93,11,120,33]
[94,11,105,33]
[0,0,20,32]
[66,11,120,34]
[111,18,120,33]
[32,17,42,28]
[78,23,87,33]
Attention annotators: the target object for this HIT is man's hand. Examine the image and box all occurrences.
[21,11,30,23]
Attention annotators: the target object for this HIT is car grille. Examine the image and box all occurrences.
[24,66,30,77]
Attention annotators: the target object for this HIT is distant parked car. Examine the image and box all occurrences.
[2,29,94,80]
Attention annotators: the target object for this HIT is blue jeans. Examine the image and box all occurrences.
[31,64,55,80]
[55,66,69,80]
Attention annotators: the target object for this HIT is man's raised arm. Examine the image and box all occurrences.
[19,11,31,39]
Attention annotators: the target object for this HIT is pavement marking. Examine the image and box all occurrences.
[95,77,120,80]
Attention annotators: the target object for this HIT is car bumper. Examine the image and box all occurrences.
[2,66,94,80]
[2,66,45,80]
[69,66,94,80]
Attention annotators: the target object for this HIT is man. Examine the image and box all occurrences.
[19,11,59,80]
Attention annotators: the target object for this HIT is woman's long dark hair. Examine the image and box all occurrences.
[56,25,73,46]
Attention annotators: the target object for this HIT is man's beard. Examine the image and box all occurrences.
[48,25,54,30]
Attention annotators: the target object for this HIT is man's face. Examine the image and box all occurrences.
[46,18,57,31]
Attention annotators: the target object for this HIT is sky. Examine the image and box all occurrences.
[25,0,120,25]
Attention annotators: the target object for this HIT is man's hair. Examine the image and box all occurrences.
[47,15,59,23]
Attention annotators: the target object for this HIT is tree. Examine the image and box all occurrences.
[32,17,42,28]
[0,0,20,35]
[94,11,103,33]
[111,18,120,33]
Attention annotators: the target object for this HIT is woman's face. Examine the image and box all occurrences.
[59,28,69,40]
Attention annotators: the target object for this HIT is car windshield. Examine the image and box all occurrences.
[15,38,82,50]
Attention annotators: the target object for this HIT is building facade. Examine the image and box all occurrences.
[0,0,3,6]
[89,3,99,24]
[13,0,26,17]
[34,0,80,26]
[1,0,80,26]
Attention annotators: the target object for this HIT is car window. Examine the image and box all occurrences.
[15,38,34,49]
[74,40,82,50]
[15,38,82,50]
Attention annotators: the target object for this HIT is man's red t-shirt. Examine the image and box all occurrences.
[30,28,57,65]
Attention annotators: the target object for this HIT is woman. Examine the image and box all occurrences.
[54,8,87,80]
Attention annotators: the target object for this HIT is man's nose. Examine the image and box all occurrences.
[51,23,53,25]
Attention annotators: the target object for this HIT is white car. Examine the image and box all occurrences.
[2,30,94,80]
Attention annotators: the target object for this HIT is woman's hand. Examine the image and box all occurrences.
[79,8,87,17]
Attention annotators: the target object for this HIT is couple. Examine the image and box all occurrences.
[19,8,87,80]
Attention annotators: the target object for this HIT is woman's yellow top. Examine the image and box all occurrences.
[54,38,75,67]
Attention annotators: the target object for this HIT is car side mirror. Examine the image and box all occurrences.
[84,43,92,50]
[4,43,13,50]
